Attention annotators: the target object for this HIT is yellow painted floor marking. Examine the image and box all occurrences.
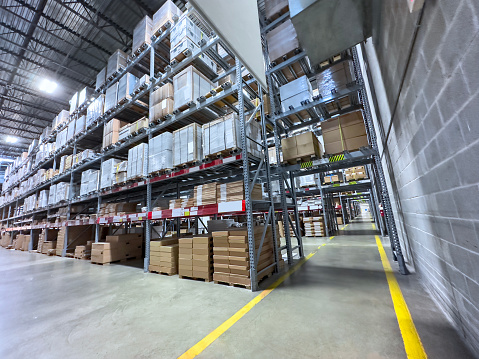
[375,234,427,358]
[178,236,335,359]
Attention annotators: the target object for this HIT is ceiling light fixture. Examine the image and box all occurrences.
[0,158,15,163]
[6,136,18,143]
[39,78,58,94]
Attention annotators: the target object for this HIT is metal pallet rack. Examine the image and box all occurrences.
[259,5,408,274]
[0,7,291,290]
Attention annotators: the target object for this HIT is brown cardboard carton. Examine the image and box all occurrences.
[193,254,210,261]
[213,255,229,264]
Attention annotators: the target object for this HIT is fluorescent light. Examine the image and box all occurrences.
[6,136,18,143]
[39,78,58,94]
[0,158,15,163]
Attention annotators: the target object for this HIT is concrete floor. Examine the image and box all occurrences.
[0,215,475,358]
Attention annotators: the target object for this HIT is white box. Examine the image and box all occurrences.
[172,123,202,166]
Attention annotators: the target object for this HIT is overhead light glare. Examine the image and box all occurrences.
[0,158,15,163]
[6,136,18,143]
[39,78,58,94]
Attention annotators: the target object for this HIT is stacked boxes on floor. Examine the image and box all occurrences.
[216,180,262,203]
[173,123,202,166]
[321,111,369,154]
[344,166,367,181]
[55,227,66,255]
[194,182,217,206]
[303,217,325,237]
[75,241,93,259]
[178,235,213,280]
[0,233,11,248]
[127,143,148,180]
[212,226,276,287]
[91,234,143,264]
[149,238,179,274]
[148,132,173,174]
[103,119,128,149]
[337,216,344,225]
[150,83,174,122]
[281,132,323,163]
[173,66,215,111]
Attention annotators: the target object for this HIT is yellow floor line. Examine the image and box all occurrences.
[375,234,427,358]
[178,236,334,359]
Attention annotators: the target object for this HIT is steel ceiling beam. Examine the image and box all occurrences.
[0,0,48,111]
[131,0,155,16]
[0,80,68,107]
[0,131,36,141]
[0,109,52,124]
[0,143,29,150]
[0,124,41,136]
[0,118,47,131]
[0,95,58,114]
[0,21,101,73]
[8,1,111,55]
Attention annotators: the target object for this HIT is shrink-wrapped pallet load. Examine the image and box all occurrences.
[172,123,202,166]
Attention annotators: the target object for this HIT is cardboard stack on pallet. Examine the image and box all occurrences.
[149,238,179,274]
[0,233,11,248]
[99,202,138,216]
[179,235,213,280]
[344,166,367,181]
[75,241,93,259]
[100,158,122,189]
[150,83,174,123]
[148,132,173,174]
[91,234,143,264]
[194,182,217,206]
[172,123,203,166]
[216,180,262,203]
[173,66,215,111]
[321,111,369,154]
[169,197,195,209]
[127,143,148,180]
[323,172,343,184]
[281,132,323,163]
[103,119,128,149]
[80,169,99,196]
[212,226,277,288]
[132,16,153,52]
[303,217,325,237]
[152,0,182,34]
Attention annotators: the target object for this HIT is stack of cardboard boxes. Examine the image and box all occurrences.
[178,235,213,281]
[344,166,367,181]
[212,226,277,287]
[148,132,173,174]
[323,172,343,184]
[169,198,195,209]
[127,143,148,180]
[281,132,323,163]
[100,158,122,189]
[80,169,100,196]
[149,238,179,274]
[173,123,203,166]
[216,180,262,203]
[99,202,138,216]
[91,234,143,264]
[75,241,92,259]
[321,111,369,154]
[0,233,11,248]
[303,217,325,237]
[150,83,174,122]
[173,66,215,111]
[103,119,128,149]
[194,183,217,206]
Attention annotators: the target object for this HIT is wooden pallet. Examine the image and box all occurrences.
[204,147,239,160]
[91,257,138,265]
[148,168,173,177]
[173,101,196,114]
[213,280,251,290]
[179,275,212,283]
[149,270,177,276]
[282,155,319,165]
[152,20,173,39]
[170,49,191,66]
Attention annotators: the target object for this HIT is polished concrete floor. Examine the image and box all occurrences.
[0,215,474,358]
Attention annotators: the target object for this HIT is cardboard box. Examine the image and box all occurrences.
[321,111,369,154]
[281,132,323,161]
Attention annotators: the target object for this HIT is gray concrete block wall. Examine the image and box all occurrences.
[366,0,479,354]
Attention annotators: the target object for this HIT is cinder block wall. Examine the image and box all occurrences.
[365,0,479,353]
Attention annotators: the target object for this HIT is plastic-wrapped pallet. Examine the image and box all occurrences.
[54,110,70,130]
[86,95,104,127]
[134,74,150,93]
[78,87,94,108]
[38,190,49,208]
[80,169,99,196]
[48,184,56,205]
[315,60,355,98]
[148,132,173,174]
[127,143,148,180]
[118,124,131,142]
[55,128,67,150]
[69,92,78,113]
[100,158,122,189]
[104,83,118,112]
[113,160,128,185]
[152,0,182,34]
[280,75,312,112]
[107,49,127,79]
[67,119,75,141]
[118,73,137,103]
[172,123,202,166]
[75,116,86,136]
[266,19,300,62]
[96,67,106,91]
[173,65,215,110]
[132,16,153,52]
[170,13,209,59]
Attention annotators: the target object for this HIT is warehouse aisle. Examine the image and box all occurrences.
[0,217,474,359]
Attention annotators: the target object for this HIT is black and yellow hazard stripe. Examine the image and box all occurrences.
[328,154,345,162]
[300,161,313,168]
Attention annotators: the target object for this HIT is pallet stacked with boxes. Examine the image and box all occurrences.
[216,180,262,203]
[91,234,143,264]
[149,238,179,275]
[178,235,213,281]
[303,217,325,237]
[212,226,277,288]
[321,111,369,154]
[281,132,323,164]
[74,241,93,260]
[150,83,174,123]
[344,166,367,181]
